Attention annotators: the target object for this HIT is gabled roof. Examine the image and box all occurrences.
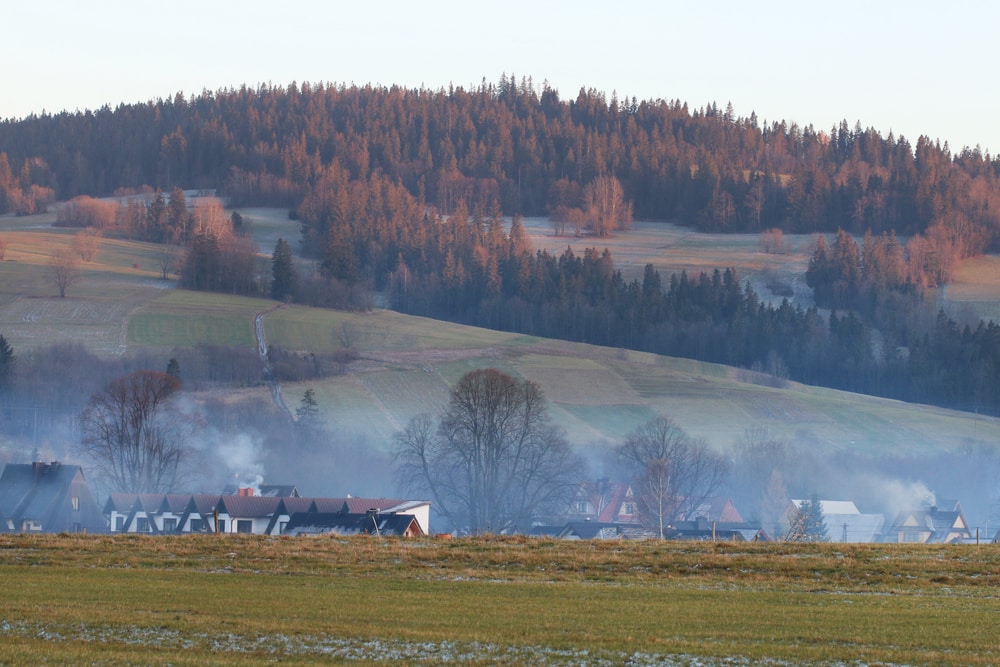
[277,497,316,515]
[162,494,192,513]
[284,511,423,537]
[216,495,282,518]
[259,485,299,497]
[0,462,106,533]
[684,497,744,523]
[189,494,222,515]
[887,505,971,543]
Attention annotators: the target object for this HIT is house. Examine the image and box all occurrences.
[683,497,744,524]
[567,479,640,524]
[264,496,317,535]
[180,494,225,533]
[884,501,971,544]
[312,497,432,536]
[783,499,886,543]
[284,510,424,537]
[668,519,770,542]
[542,520,648,540]
[0,462,106,533]
[214,495,283,534]
[102,488,432,536]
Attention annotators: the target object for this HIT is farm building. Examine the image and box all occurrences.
[0,462,107,534]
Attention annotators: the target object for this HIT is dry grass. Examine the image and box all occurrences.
[1,534,999,665]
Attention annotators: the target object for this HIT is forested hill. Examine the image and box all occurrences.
[1,75,1000,244]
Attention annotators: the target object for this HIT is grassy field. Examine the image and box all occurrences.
[0,533,998,666]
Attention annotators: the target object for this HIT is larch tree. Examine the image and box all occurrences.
[584,175,632,238]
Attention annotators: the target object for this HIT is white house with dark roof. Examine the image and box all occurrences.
[102,489,431,536]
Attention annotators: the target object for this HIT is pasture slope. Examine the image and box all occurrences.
[0,208,999,462]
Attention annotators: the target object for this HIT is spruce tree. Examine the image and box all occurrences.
[271,237,296,301]
[786,493,829,542]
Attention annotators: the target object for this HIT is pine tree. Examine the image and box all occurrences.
[165,357,181,384]
[0,333,14,397]
[271,237,296,301]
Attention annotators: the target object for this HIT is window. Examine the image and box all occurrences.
[136,518,150,533]
[216,519,226,533]
[190,518,205,532]
[71,496,79,511]
[236,520,253,534]
[279,521,288,534]
[163,518,178,532]
[624,502,637,515]
[114,516,124,532]
[903,531,922,543]
[574,501,589,513]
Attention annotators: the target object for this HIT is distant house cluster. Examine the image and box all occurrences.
[0,462,430,538]
[534,479,982,544]
[104,487,430,537]
[0,463,985,544]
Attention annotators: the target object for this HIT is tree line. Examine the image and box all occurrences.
[3,76,1000,249]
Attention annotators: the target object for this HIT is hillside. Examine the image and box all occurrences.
[1,207,999,523]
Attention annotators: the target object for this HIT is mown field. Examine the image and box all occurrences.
[1,534,998,666]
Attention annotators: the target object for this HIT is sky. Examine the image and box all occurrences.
[3,1,998,153]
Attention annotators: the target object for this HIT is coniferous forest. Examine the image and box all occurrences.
[2,76,1000,415]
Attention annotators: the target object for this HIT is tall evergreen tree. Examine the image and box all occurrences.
[0,333,14,397]
[271,237,296,301]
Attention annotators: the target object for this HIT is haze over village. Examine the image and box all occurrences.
[1,3,1000,664]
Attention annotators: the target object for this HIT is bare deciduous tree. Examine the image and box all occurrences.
[78,370,200,494]
[584,175,632,238]
[759,227,786,254]
[158,246,179,280]
[617,416,729,539]
[394,368,584,533]
[48,248,79,298]
[72,228,100,261]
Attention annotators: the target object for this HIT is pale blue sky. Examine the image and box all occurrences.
[3,1,997,152]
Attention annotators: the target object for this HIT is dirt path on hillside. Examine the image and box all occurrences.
[254,306,294,421]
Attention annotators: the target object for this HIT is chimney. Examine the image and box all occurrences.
[238,487,254,497]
